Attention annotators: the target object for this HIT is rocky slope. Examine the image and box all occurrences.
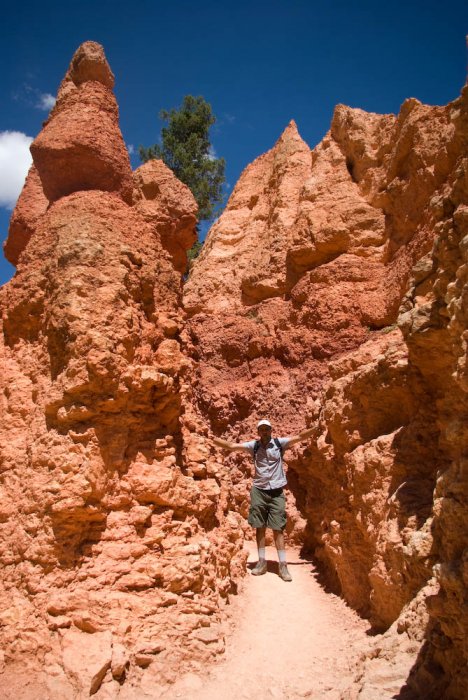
[0,43,245,699]
[185,87,467,697]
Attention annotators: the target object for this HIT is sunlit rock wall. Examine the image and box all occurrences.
[185,85,467,697]
[0,42,246,699]
[1,37,466,700]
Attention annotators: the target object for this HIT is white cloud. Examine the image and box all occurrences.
[127,144,135,155]
[207,145,217,161]
[0,131,33,210]
[36,92,55,111]
[12,84,56,112]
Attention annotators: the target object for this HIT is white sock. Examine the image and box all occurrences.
[258,547,266,561]
[278,550,287,563]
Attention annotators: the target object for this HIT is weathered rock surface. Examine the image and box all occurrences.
[132,159,197,273]
[186,85,468,697]
[3,164,49,265]
[30,41,133,204]
[0,42,245,699]
[1,38,467,700]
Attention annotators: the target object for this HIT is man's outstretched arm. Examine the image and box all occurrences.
[212,437,251,454]
[286,426,316,448]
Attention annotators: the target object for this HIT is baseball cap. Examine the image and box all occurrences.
[257,419,272,428]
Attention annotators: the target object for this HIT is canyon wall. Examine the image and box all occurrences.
[185,89,467,697]
[1,39,466,699]
[0,43,246,699]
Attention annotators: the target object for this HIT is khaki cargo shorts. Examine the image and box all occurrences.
[248,485,287,531]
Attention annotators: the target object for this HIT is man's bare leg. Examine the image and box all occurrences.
[273,529,284,552]
[256,527,266,556]
[251,527,267,575]
[273,529,292,581]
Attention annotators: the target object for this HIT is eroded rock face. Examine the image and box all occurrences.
[30,41,133,204]
[3,165,49,265]
[1,39,467,700]
[186,87,467,696]
[132,159,197,273]
[0,43,245,699]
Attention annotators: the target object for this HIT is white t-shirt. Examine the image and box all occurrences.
[241,437,291,490]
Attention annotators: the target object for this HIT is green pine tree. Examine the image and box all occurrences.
[139,95,226,222]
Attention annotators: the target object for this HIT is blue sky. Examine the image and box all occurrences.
[1,0,467,285]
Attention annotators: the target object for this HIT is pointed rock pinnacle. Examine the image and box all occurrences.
[30,42,132,204]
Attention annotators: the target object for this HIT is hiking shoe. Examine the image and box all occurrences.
[278,563,292,582]
[251,560,267,576]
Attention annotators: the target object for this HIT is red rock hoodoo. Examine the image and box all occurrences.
[0,42,245,699]
[1,40,467,700]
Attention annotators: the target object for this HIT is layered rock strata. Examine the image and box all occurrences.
[186,89,467,696]
[0,42,245,699]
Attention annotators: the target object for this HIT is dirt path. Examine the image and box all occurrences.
[162,543,371,700]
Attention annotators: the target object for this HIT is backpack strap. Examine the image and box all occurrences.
[253,440,260,466]
[273,437,283,456]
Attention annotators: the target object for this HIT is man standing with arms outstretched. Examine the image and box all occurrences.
[213,420,315,582]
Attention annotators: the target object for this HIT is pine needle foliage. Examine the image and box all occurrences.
[139,95,225,221]
[187,240,203,263]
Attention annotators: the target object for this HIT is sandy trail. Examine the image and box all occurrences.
[162,542,371,700]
